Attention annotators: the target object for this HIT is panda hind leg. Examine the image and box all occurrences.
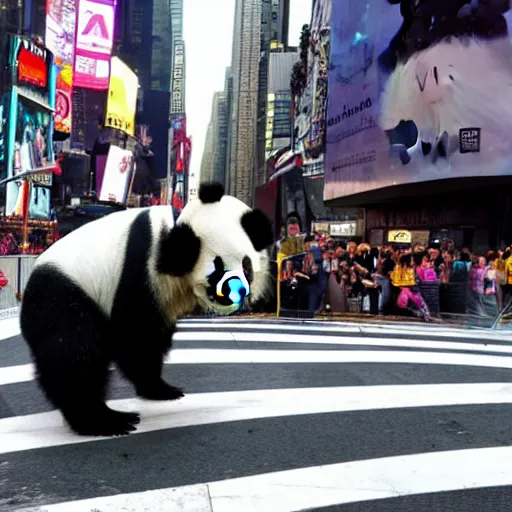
[20,266,140,437]
[114,337,184,401]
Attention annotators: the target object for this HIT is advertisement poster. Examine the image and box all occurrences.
[5,97,53,219]
[13,38,53,105]
[45,0,77,63]
[324,1,512,201]
[104,57,138,136]
[54,57,73,134]
[99,145,133,204]
[73,0,116,89]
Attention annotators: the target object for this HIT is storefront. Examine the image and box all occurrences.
[323,1,512,252]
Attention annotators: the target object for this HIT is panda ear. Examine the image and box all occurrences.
[199,182,224,203]
[157,223,201,276]
[241,209,273,252]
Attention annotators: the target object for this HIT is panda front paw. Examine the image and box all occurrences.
[66,408,141,437]
[137,380,185,401]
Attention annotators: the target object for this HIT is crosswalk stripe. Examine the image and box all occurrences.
[177,319,512,342]
[16,484,213,512]
[0,316,21,341]
[3,315,512,511]
[207,445,512,511]
[2,348,512,387]
[171,330,512,354]
[4,315,512,343]
[1,382,511,455]
[17,446,512,512]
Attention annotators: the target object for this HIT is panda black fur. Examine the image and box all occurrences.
[20,183,273,437]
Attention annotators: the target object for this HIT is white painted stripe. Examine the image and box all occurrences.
[207,446,512,511]
[0,383,511,455]
[179,320,359,333]
[172,330,512,355]
[0,363,34,386]
[0,316,20,341]
[4,315,512,343]
[162,348,512,368]
[360,324,512,341]
[16,483,213,511]
[178,320,512,342]
[2,348,512,387]
[15,446,512,511]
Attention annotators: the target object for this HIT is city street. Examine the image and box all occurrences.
[0,315,512,511]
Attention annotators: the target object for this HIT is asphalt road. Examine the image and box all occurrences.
[0,316,511,511]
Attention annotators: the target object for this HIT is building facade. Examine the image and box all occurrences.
[265,50,298,161]
[212,93,228,185]
[256,0,290,188]
[200,91,229,186]
[223,67,234,191]
[200,121,215,184]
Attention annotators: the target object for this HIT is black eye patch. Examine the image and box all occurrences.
[241,209,273,252]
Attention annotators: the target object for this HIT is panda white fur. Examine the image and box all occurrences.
[20,182,273,437]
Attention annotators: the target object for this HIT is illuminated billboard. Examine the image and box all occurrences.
[46,0,77,134]
[105,57,138,136]
[12,38,54,105]
[73,0,116,90]
[324,2,512,201]
[99,145,134,204]
[5,94,55,219]
[3,36,56,220]
[54,57,73,134]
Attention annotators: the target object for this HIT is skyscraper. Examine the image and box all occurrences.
[227,0,290,206]
[223,67,234,191]
[256,0,290,187]
[170,0,183,42]
[170,0,186,116]
[200,91,228,185]
[200,121,215,184]
[150,0,174,92]
[228,0,262,206]
[212,92,229,185]
[265,50,298,159]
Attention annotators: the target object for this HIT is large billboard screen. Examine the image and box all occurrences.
[73,0,116,90]
[11,38,54,105]
[5,96,54,219]
[104,57,138,136]
[324,1,512,201]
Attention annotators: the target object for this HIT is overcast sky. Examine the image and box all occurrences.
[183,0,313,180]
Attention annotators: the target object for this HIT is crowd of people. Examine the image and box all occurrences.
[275,217,512,324]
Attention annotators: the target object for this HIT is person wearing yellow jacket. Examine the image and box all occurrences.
[391,254,432,321]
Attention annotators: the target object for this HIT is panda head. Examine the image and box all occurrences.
[157,182,273,315]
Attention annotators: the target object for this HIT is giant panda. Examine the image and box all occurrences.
[20,182,273,437]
